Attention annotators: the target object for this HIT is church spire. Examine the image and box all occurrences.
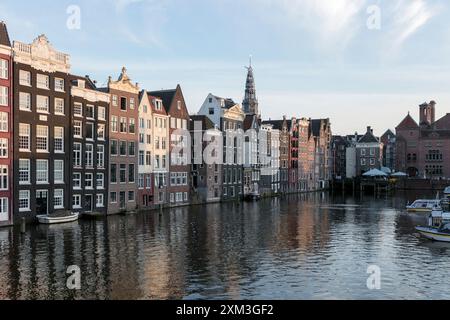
[242,56,259,116]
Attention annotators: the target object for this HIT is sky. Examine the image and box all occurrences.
[1,0,450,135]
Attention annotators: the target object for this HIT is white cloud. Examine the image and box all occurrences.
[390,0,439,47]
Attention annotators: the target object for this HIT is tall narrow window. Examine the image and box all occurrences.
[110,164,117,183]
[55,78,64,92]
[0,59,8,79]
[54,160,64,183]
[19,159,30,184]
[85,144,93,167]
[19,124,30,151]
[19,92,31,111]
[97,124,105,140]
[86,123,94,140]
[0,138,7,158]
[97,173,104,189]
[74,103,83,117]
[19,190,30,212]
[97,145,105,168]
[98,106,106,121]
[73,143,82,167]
[86,105,94,119]
[36,125,48,152]
[120,97,127,111]
[73,172,81,189]
[36,159,48,184]
[0,86,8,106]
[74,120,82,138]
[120,117,127,133]
[54,127,64,153]
[36,74,49,90]
[111,116,118,132]
[36,95,49,113]
[0,166,8,191]
[129,164,135,183]
[55,98,65,115]
[0,112,8,132]
[19,70,31,86]
[54,189,64,209]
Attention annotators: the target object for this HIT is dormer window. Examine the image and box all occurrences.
[77,80,85,89]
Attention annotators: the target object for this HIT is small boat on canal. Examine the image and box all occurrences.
[37,211,79,225]
[406,199,441,213]
[416,199,450,242]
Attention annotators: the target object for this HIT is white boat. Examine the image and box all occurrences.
[416,201,450,242]
[406,199,441,213]
[37,212,79,225]
[416,226,450,242]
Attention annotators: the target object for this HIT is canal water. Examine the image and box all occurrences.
[0,192,449,300]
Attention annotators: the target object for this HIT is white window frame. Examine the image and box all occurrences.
[36,125,49,152]
[85,144,94,168]
[73,143,82,167]
[19,190,30,212]
[19,124,30,152]
[36,74,49,90]
[0,138,8,158]
[54,189,64,209]
[55,98,65,115]
[0,165,8,191]
[97,144,105,168]
[96,173,104,189]
[0,59,8,80]
[36,95,49,113]
[0,86,7,106]
[54,160,64,184]
[54,127,64,153]
[19,159,30,185]
[85,173,94,189]
[54,78,65,92]
[36,159,49,184]
[73,172,82,190]
[19,92,31,111]
[98,106,106,121]
[0,112,8,132]
[96,194,104,208]
[19,70,31,86]
[73,194,82,209]
[74,120,82,138]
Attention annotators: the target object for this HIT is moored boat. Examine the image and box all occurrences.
[244,192,261,202]
[406,199,441,213]
[416,200,450,242]
[37,212,79,225]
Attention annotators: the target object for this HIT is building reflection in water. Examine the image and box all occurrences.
[2,192,450,299]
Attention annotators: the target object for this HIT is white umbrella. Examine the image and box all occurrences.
[363,169,388,177]
[391,172,408,177]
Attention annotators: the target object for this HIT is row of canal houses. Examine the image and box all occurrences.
[0,22,332,226]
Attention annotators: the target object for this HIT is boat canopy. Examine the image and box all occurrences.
[363,169,388,177]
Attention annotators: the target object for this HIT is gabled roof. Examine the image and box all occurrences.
[396,113,419,130]
[243,114,257,130]
[212,95,236,109]
[358,128,379,143]
[149,85,181,114]
[0,22,11,47]
[381,129,395,139]
[311,119,329,137]
[432,113,450,130]
[148,94,167,116]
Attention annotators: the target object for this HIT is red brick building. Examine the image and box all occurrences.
[150,85,190,207]
[396,101,450,178]
[0,22,12,226]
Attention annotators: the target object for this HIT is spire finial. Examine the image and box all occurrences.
[249,54,252,68]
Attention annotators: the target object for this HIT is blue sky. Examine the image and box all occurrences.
[1,0,450,135]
